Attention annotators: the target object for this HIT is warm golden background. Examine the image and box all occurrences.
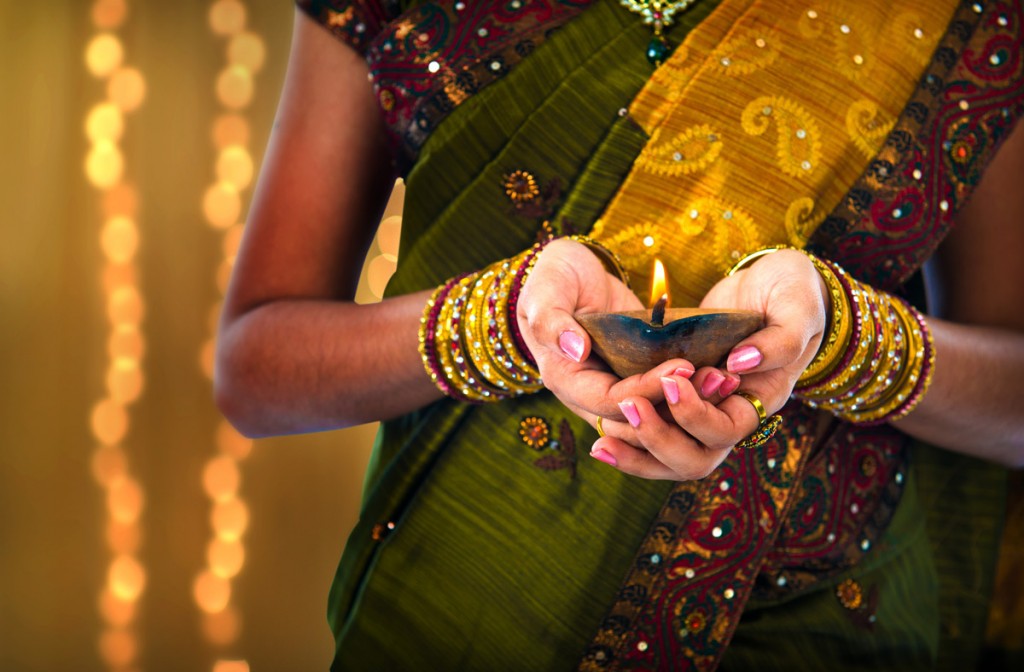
[0,1,401,670]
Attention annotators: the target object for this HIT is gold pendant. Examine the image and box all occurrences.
[620,0,701,65]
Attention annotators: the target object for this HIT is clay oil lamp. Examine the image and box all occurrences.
[576,259,763,378]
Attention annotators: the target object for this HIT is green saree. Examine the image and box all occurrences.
[296,0,1024,668]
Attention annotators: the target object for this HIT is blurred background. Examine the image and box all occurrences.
[0,1,402,669]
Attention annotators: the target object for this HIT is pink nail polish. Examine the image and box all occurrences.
[701,371,725,397]
[719,376,740,397]
[591,448,618,467]
[559,331,585,363]
[727,345,763,373]
[661,377,680,404]
[673,365,695,379]
[619,401,641,428]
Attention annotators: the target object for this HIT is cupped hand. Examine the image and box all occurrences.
[589,248,829,481]
[516,238,697,427]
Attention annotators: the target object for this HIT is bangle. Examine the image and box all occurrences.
[419,243,548,403]
[791,253,935,425]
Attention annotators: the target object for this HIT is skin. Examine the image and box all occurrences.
[216,11,1024,480]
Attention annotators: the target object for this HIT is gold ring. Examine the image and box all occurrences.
[596,416,606,438]
[734,415,782,452]
[735,391,767,423]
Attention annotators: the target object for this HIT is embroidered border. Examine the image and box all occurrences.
[364,0,594,170]
[809,0,1024,291]
[581,2,1024,669]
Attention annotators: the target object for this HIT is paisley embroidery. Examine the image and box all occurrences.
[607,222,662,269]
[740,95,822,178]
[796,8,825,39]
[784,197,824,247]
[711,27,782,76]
[890,11,935,67]
[639,124,723,176]
[846,99,896,159]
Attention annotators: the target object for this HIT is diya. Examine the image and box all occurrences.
[576,260,763,378]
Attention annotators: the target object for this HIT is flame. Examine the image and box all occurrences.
[650,259,669,308]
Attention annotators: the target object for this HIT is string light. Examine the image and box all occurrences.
[197,2,263,668]
[85,1,147,670]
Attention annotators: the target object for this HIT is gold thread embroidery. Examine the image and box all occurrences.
[606,222,663,269]
[846,99,895,159]
[740,96,823,178]
[784,197,824,247]
[639,124,723,176]
[711,27,781,76]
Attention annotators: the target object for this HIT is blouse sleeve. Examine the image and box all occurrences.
[295,1,399,56]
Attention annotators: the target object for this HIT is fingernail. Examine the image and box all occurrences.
[590,448,618,467]
[719,376,740,397]
[661,377,680,404]
[673,365,695,379]
[727,345,763,373]
[559,331,585,363]
[619,401,641,428]
[701,371,725,397]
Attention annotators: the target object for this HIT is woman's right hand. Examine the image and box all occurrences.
[516,238,702,433]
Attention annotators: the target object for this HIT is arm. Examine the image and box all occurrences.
[896,117,1024,464]
[581,120,1024,479]
[215,11,441,437]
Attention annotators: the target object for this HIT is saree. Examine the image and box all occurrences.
[297,0,1024,668]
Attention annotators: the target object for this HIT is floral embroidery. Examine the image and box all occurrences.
[531,418,578,478]
[836,578,880,630]
[503,170,540,203]
[519,415,550,449]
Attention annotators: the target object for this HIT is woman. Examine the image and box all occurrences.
[216,0,1024,668]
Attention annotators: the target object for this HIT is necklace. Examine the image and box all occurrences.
[620,0,701,65]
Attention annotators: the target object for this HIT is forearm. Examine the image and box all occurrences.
[215,291,440,437]
[892,319,1024,465]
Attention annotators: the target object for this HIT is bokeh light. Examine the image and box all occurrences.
[194,570,232,614]
[209,0,247,36]
[216,66,254,110]
[203,182,242,229]
[107,477,144,524]
[86,141,124,189]
[227,32,266,72]
[86,33,124,78]
[91,398,129,446]
[212,114,250,149]
[92,0,128,29]
[98,628,137,668]
[216,145,254,190]
[212,659,250,672]
[86,103,124,143]
[211,497,249,542]
[107,67,147,111]
[203,608,243,647]
[207,538,245,579]
[100,216,139,264]
[108,554,147,602]
[203,456,241,502]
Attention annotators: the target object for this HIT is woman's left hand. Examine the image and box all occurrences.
[591,249,829,480]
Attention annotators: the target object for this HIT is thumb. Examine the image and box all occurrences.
[518,271,591,364]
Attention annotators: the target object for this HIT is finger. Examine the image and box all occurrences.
[657,376,752,452]
[589,436,679,480]
[689,367,736,400]
[620,397,727,481]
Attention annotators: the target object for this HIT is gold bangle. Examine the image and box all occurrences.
[725,244,802,277]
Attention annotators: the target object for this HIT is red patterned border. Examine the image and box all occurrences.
[581,1,1023,669]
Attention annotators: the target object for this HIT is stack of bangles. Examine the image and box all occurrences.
[418,235,629,403]
[420,240,934,444]
[729,246,936,426]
